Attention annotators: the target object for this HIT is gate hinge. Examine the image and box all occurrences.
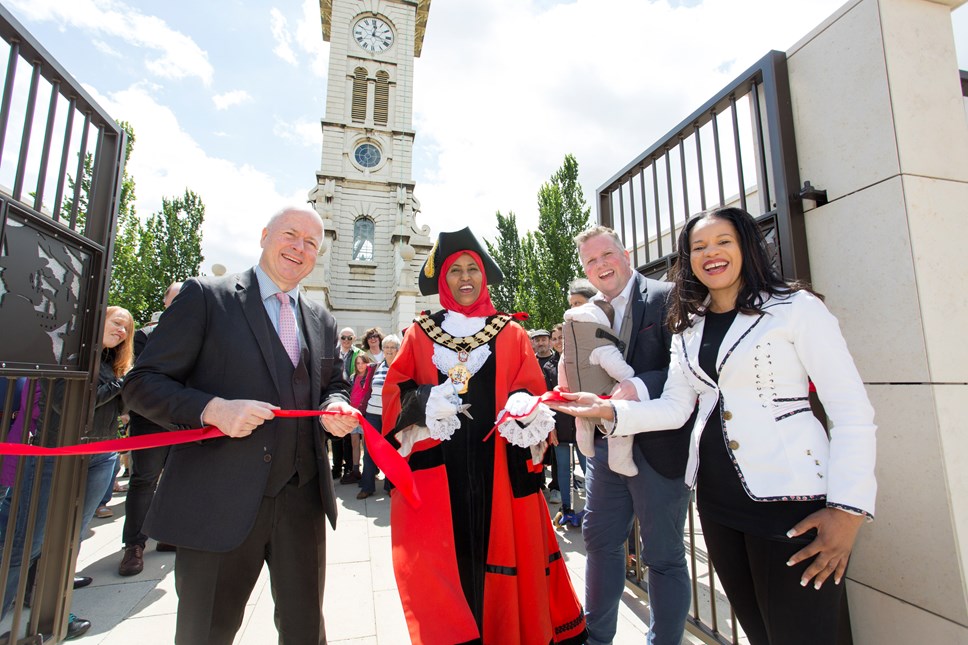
[798,181,828,207]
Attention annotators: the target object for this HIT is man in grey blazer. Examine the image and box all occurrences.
[123,206,357,645]
[574,226,693,645]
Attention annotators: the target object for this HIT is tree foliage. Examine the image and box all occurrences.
[65,121,206,326]
[486,154,591,330]
[111,190,206,324]
[484,210,522,314]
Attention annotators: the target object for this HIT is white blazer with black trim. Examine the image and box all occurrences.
[610,290,877,518]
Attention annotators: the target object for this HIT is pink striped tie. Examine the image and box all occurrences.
[275,293,300,366]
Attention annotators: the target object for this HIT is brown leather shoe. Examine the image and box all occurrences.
[118,545,144,577]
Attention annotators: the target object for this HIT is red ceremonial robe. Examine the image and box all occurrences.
[383,313,586,645]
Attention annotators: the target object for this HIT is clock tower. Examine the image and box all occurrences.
[305,0,434,336]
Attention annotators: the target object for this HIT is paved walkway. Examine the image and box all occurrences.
[61,472,687,644]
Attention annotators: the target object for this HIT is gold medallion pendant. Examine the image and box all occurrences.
[415,313,512,395]
[448,362,472,394]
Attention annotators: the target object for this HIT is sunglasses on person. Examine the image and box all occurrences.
[340,335,354,341]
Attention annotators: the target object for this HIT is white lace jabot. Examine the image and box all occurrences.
[431,311,492,378]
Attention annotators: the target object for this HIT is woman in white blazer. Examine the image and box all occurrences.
[551,207,875,645]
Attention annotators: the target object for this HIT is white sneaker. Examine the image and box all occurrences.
[549,489,562,505]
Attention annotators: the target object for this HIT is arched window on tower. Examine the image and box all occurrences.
[351,67,368,123]
[352,217,375,261]
[374,71,390,126]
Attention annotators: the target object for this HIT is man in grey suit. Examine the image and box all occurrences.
[123,206,358,645]
[574,226,693,645]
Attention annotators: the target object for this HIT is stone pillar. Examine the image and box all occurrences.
[787,0,968,640]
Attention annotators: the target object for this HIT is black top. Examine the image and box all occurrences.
[695,309,825,539]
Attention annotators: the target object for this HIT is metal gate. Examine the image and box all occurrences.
[0,5,125,642]
[597,50,816,644]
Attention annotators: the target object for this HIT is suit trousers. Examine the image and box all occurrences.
[583,437,691,645]
[173,477,328,645]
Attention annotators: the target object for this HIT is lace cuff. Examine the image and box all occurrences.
[497,403,555,448]
[427,414,460,442]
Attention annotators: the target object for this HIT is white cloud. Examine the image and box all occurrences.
[212,90,253,111]
[409,0,848,243]
[294,0,330,78]
[85,82,306,273]
[273,117,322,148]
[270,8,298,65]
[268,1,330,76]
[7,0,213,85]
[91,39,121,58]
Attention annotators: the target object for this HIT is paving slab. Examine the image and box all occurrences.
[50,472,705,644]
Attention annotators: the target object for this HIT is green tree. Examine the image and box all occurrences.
[105,122,151,319]
[484,210,522,314]
[486,154,591,330]
[63,121,206,325]
[516,232,542,322]
[116,190,206,324]
[61,121,205,326]
[529,153,591,329]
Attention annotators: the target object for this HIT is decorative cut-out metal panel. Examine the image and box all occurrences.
[0,201,92,369]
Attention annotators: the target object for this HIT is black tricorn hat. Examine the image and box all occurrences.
[419,227,504,296]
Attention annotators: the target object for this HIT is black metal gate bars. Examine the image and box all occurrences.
[596,51,812,644]
[0,5,124,643]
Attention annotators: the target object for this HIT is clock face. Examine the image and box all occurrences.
[354,143,382,168]
[354,17,394,53]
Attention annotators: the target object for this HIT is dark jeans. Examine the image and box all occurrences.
[0,452,114,617]
[122,442,170,547]
[699,514,848,645]
[83,452,118,535]
[0,457,54,618]
[98,451,121,507]
[360,413,381,494]
[548,444,559,491]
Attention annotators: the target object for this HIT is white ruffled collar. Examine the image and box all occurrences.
[441,311,487,336]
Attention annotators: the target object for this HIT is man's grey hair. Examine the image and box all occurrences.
[574,225,623,249]
[567,278,598,299]
[339,327,355,337]
[382,334,402,349]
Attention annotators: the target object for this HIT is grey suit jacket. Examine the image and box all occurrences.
[123,269,349,552]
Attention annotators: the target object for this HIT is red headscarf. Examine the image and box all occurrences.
[437,250,498,318]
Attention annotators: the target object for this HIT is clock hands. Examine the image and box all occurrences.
[355,18,392,52]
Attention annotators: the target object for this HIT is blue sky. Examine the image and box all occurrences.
[4,0,966,273]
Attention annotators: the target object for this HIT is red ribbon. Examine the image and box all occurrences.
[0,409,420,509]
[486,389,605,441]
